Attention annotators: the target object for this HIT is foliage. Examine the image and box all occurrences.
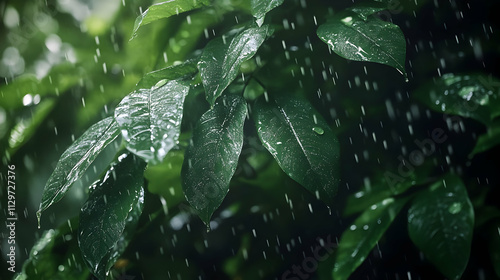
[1,0,499,279]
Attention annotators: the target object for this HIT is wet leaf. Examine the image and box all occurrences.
[37,117,120,222]
[198,24,274,106]
[8,99,56,155]
[130,0,210,40]
[253,95,340,204]
[348,2,387,21]
[136,60,198,89]
[250,0,284,22]
[333,197,408,280]
[114,80,190,164]
[14,218,89,280]
[408,174,474,280]
[79,154,146,279]
[414,73,500,126]
[181,94,247,224]
[317,10,406,76]
[469,120,500,158]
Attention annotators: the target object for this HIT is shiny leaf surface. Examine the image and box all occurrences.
[37,117,120,222]
[317,10,406,76]
[135,60,198,89]
[198,24,273,106]
[79,154,146,279]
[114,80,190,164]
[408,174,474,280]
[253,95,340,204]
[250,0,284,22]
[182,94,247,224]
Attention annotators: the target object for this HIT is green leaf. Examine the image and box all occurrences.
[7,99,56,155]
[37,117,120,223]
[79,153,146,279]
[253,95,340,204]
[198,24,274,106]
[333,197,408,280]
[130,0,210,40]
[14,218,89,280]
[317,11,406,76]
[348,2,387,21]
[469,120,500,157]
[136,60,198,89]
[250,0,284,22]
[413,73,500,126]
[114,80,190,164]
[408,174,474,280]
[181,94,247,224]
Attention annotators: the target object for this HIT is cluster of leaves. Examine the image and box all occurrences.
[1,0,499,279]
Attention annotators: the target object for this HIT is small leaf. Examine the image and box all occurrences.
[114,80,190,164]
[181,94,247,224]
[414,73,500,126]
[408,174,474,280]
[253,95,340,204]
[79,153,146,279]
[130,0,210,40]
[198,24,274,106]
[37,117,120,222]
[136,60,198,89]
[250,0,284,22]
[348,1,387,21]
[333,197,408,280]
[15,218,89,280]
[469,120,500,158]
[8,99,56,155]
[317,11,406,76]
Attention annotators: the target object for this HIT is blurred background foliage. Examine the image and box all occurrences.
[1,0,500,279]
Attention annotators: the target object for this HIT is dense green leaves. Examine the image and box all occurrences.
[114,80,190,164]
[182,94,247,224]
[250,0,284,23]
[333,198,407,280]
[130,0,210,39]
[37,117,120,222]
[414,73,500,125]
[198,24,274,106]
[79,154,146,279]
[253,95,340,204]
[317,10,407,76]
[408,174,474,280]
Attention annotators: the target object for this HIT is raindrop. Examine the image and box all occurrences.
[312,127,324,135]
[448,202,462,214]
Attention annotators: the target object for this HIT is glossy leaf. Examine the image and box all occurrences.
[136,60,198,89]
[198,24,274,106]
[348,2,387,21]
[414,73,500,125]
[408,174,474,280]
[181,94,247,224]
[253,95,340,204]
[333,197,408,280]
[37,117,120,222]
[130,0,210,40]
[250,0,284,22]
[317,11,406,76]
[8,99,56,155]
[79,153,146,279]
[15,218,89,280]
[469,120,500,157]
[114,80,190,164]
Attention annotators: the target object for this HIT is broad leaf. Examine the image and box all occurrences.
[413,73,500,126]
[136,60,198,89]
[333,197,408,280]
[79,153,146,279]
[317,10,406,76]
[181,94,247,224]
[130,0,210,40]
[408,174,474,280]
[198,24,274,106]
[114,80,190,164]
[37,117,120,223]
[250,0,284,22]
[8,99,56,156]
[469,120,500,158]
[14,218,89,280]
[253,95,340,204]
